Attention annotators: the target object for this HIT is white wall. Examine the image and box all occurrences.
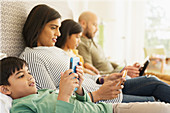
[68,0,147,65]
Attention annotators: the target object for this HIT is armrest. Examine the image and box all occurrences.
[149,57,164,62]
[149,57,165,73]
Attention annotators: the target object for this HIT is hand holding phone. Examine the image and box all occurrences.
[122,70,127,79]
[70,57,80,91]
[116,70,127,86]
[139,59,150,76]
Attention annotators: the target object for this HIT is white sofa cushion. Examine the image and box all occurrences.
[0,92,13,113]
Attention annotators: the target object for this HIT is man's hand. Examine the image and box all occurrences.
[133,62,141,68]
[123,63,140,78]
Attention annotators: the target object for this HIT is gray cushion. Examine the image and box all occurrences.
[0,0,73,57]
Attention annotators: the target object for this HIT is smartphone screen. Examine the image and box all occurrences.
[116,70,127,86]
[139,59,150,76]
[70,57,80,73]
[122,70,127,78]
[70,57,80,91]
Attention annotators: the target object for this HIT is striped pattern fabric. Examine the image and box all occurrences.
[19,46,122,103]
[19,47,69,89]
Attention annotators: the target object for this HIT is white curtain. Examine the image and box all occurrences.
[123,0,146,64]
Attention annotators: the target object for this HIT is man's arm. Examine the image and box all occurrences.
[110,61,119,69]
[84,63,100,75]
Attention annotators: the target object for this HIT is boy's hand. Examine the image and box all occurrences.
[57,69,79,103]
[75,62,84,96]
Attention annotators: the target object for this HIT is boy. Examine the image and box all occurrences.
[0,57,113,113]
[1,57,170,113]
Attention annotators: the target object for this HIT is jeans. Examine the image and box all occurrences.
[122,75,170,103]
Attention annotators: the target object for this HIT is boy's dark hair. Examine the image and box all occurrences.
[0,57,28,85]
[55,19,82,49]
[22,4,61,48]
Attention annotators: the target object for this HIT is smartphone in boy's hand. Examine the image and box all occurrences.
[70,57,80,91]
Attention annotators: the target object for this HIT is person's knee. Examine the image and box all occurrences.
[147,76,159,81]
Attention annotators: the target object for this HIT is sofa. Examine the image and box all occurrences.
[0,1,73,113]
[144,72,170,85]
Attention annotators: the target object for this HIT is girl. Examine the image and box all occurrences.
[55,19,99,76]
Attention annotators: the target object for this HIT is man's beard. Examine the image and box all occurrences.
[85,32,93,39]
[84,27,93,39]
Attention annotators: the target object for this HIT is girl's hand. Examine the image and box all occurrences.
[57,69,79,102]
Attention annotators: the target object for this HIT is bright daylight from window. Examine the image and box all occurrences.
[145,0,170,57]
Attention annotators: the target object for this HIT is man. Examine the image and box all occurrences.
[77,11,170,103]
[77,11,140,78]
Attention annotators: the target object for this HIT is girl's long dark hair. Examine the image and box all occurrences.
[55,19,82,49]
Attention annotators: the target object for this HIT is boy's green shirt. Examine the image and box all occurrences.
[10,89,113,113]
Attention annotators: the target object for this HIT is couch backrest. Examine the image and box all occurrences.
[0,0,73,57]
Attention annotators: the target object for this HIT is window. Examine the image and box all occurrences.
[145,0,170,57]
